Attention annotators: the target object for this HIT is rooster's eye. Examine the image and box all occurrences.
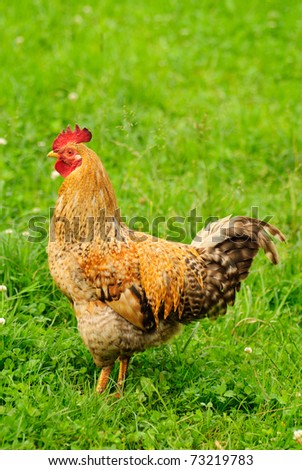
[67,149,73,156]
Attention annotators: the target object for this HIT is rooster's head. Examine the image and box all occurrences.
[48,125,92,178]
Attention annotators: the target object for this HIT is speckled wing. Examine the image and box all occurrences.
[136,238,206,326]
[79,241,150,331]
[79,234,207,331]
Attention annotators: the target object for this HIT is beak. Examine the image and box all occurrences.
[47,150,59,158]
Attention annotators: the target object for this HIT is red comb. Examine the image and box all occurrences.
[52,125,92,151]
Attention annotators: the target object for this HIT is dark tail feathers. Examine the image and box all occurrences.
[190,216,285,312]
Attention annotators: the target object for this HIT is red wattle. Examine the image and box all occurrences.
[55,159,82,178]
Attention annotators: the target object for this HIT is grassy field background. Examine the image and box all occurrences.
[1,0,302,450]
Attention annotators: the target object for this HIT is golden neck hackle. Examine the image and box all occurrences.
[53,144,120,244]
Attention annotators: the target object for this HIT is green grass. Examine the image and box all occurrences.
[1,0,302,450]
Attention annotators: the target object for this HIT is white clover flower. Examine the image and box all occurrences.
[22,231,30,237]
[244,347,253,354]
[293,430,302,444]
[83,5,92,14]
[37,141,46,148]
[4,229,13,234]
[0,318,5,325]
[68,92,79,101]
[32,207,40,213]
[0,285,7,292]
[0,137,7,145]
[15,36,24,44]
[74,15,83,24]
[51,170,60,180]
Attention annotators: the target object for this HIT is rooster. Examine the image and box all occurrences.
[47,125,285,395]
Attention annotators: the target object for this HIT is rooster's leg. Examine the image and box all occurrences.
[116,357,130,397]
[96,365,113,394]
